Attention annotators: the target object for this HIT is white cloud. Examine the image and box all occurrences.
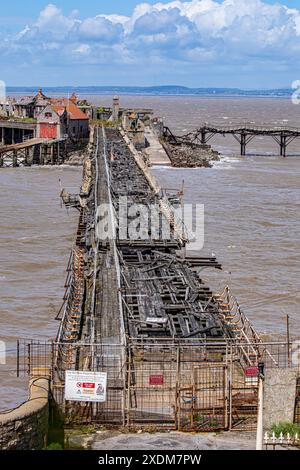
[35,3,78,39]
[73,44,91,55]
[78,16,123,42]
[3,1,300,84]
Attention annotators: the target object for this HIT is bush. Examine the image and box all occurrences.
[271,422,300,437]
[44,442,63,451]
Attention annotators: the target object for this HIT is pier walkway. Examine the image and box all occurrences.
[0,137,67,167]
[144,126,171,166]
[164,123,300,156]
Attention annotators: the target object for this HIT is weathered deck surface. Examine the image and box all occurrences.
[144,126,171,166]
[0,138,45,153]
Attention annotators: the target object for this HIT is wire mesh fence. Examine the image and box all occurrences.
[3,339,300,431]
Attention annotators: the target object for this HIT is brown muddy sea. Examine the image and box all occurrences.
[0,96,299,410]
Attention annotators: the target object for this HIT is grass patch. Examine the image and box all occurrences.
[44,442,63,451]
[90,119,121,128]
[271,422,300,437]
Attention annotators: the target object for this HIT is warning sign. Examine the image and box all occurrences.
[244,366,259,377]
[149,375,164,385]
[65,371,107,403]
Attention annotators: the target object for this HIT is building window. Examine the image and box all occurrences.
[45,112,52,118]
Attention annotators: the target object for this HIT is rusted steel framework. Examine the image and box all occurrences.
[163,124,300,157]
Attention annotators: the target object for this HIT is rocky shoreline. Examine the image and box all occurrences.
[163,141,220,168]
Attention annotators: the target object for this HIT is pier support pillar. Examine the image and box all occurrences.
[280,135,287,157]
[201,129,207,145]
[50,145,54,165]
[13,150,18,167]
[241,133,246,156]
[24,148,30,166]
[39,145,44,165]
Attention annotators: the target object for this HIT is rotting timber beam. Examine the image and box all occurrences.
[102,127,239,342]
[56,124,263,355]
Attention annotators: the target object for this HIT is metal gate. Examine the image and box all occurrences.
[11,340,260,431]
[177,364,227,431]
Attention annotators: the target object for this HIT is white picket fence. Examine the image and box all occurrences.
[264,431,300,448]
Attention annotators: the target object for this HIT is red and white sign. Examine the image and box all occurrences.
[244,366,259,377]
[149,375,164,385]
[65,371,107,402]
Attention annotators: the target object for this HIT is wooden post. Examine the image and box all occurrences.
[25,147,29,166]
[40,144,44,165]
[126,348,131,428]
[13,150,18,167]
[287,314,291,366]
[17,340,20,378]
[228,344,233,430]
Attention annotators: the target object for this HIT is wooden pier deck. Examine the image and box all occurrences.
[0,137,67,167]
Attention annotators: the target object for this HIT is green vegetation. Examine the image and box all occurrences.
[74,425,97,434]
[271,421,300,437]
[90,119,121,128]
[44,442,63,451]
[9,117,37,123]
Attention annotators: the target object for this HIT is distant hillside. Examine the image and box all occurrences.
[6,85,293,97]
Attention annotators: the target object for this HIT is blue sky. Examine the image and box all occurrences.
[1,0,299,18]
[1,0,300,88]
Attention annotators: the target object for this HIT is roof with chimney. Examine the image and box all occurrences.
[51,98,89,120]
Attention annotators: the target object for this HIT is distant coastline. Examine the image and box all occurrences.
[6,85,294,98]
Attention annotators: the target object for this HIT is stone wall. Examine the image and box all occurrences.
[0,376,49,450]
[263,368,298,430]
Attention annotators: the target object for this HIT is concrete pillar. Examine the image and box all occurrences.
[263,368,298,430]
